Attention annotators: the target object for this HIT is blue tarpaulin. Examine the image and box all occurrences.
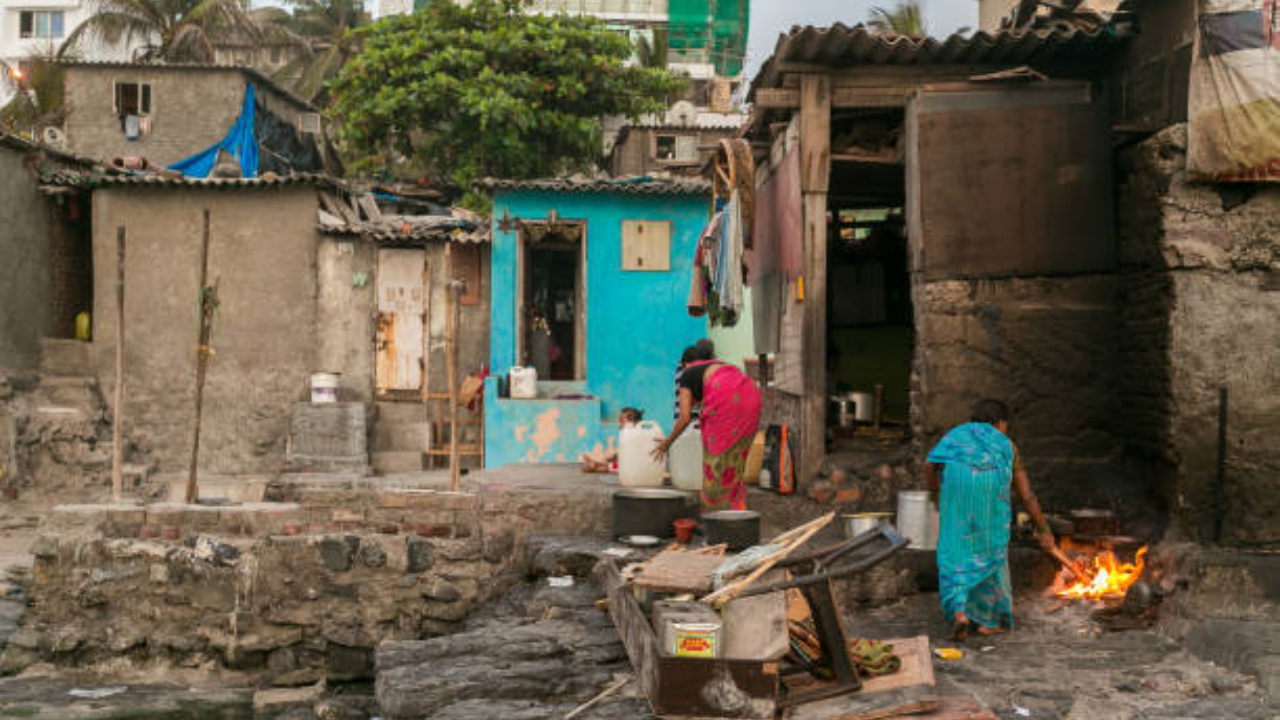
[168,84,260,179]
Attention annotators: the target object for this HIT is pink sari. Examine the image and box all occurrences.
[691,361,762,512]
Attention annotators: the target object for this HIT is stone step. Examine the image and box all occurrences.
[376,401,431,425]
[39,338,92,377]
[372,451,426,474]
[374,422,433,452]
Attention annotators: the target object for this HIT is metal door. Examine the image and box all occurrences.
[905,82,1116,281]
[375,248,427,395]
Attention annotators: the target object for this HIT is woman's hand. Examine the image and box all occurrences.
[1035,527,1057,554]
[650,437,670,462]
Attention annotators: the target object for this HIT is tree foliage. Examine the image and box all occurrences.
[1,56,67,135]
[867,1,927,36]
[330,0,685,187]
[253,0,371,103]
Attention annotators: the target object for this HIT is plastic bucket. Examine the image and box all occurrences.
[310,373,340,403]
[897,491,937,549]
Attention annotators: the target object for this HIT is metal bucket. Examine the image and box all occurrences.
[897,491,937,549]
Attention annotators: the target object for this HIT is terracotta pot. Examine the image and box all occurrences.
[673,518,696,544]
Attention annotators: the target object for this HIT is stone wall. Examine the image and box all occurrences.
[90,186,322,475]
[0,148,56,371]
[1117,125,1280,546]
[912,274,1141,516]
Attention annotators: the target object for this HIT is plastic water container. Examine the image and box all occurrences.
[618,420,665,488]
[509,366,537,399]
[310,372,339,403]
[897,490,938,549]
[668,425,703,491]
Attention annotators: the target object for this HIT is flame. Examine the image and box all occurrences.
[1055,546,1148,600]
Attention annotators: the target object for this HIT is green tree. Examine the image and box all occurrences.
[254,0,371,103]
[60,0,260,63]
[330,0,684,189]
[867,1,927,36]
[1,57,67,135]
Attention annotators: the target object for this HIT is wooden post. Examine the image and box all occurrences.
[111,227,126,504]
[445,244,461,491]
[799,73,832,485]
[185,210,216,505]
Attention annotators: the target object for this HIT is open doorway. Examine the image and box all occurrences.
[518,221,585,381]
[825,109,911,454]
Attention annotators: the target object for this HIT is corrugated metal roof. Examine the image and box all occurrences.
[56,60,319,112]
[479,176,711,196]
[751,23,1130,95]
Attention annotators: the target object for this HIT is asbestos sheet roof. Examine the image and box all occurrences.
[0,133,105,169]
[41,169,335,189]
[479,176,711,196]
[751,23,1130,94]
[319,215,489,244]
[56,60,318,112]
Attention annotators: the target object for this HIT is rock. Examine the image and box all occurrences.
[318,538,353,572]
[326,644,373,681]
[357,542,386,568]
[406,537,434,573]
[483,532,515,563]
[314,697,370,720]
[254,683,325,719]
[529,536,612,578]
[421,580,462,602]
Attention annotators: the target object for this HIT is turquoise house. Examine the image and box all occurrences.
[481,178,711,468]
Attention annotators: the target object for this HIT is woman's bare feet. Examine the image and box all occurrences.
[975,625,1008,636]
[949,613,972,641]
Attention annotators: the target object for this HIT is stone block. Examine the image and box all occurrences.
[406,537,434,573]
[289,402,369,458]
[254,683,325,719]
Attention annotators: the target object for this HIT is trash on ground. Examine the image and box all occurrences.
[548,576,575,587]
[69,687,128,699]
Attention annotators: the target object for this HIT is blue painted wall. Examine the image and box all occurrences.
[486,188,710,467]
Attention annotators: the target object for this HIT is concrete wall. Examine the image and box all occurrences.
[912,275,1134,515]
[91,186,322,474]
[63,66,310,165]
[1118,125,1280,546]
[486,190,710,467]
[483,384,604,467]
[0,148,56,370]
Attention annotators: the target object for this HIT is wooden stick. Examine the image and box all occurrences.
[185,210,214,505]
[563,675,630,720]
[770,511,835,546]
[445,244,460,491]
[702,513,834,607]
[111,227,125,504]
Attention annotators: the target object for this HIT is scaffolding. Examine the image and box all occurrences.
[668,0,749,76]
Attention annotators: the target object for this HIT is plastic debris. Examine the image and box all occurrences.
[933,647,964,660]
[69,687,128,699]
[1013,705,1031,717]
[548,576,575,587]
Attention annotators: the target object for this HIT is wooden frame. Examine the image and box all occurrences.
[515,220,588,381]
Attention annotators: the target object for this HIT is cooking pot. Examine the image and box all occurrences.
[612,488,692,540]
[841,512,893,539]
[703,510,761,551]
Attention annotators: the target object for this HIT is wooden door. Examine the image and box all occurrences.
[905,82,1116,281]
[375,248,427,395]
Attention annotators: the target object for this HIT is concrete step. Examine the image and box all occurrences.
[36,376,101,409]
[39,338,92,377]
[372,451,426,474]
[376,401,431,425]
[373,422,433,452]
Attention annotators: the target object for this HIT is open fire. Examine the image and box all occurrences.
[1055,546,1148,600]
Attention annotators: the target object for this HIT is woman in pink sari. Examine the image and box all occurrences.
[653,343,762,512]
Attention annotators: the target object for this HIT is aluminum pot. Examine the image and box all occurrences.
[703,510,762,551]
[612,488,692,540]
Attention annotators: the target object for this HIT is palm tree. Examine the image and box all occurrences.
[866,1,928,37]
[59,0,261,63]
[259,0,370,103]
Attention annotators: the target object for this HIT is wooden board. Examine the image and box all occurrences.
[784,637,937,720]
[633,549,726,594]
[884,696,998,720]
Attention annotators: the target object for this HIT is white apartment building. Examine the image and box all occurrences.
[1,0,132,104]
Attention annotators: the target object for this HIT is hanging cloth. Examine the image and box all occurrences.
[718,190,745,324]
[168,83,260,179]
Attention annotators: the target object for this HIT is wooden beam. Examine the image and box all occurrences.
[799,74,830,486]
[755,86,910,110]
[111,227,125,504]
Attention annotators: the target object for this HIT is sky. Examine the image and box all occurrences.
[743,0,980,79]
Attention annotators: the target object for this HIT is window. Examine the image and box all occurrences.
[653,133,698,163]
[621,220,671,271]
[19,10,64,38]
[113,82,152,116]
[655,134,677,160]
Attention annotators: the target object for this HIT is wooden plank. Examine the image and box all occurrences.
[634,549,726,594]
[785,637,938,720]
[798,73,831,486]
[757,87,909,110]
[756,87,799,109]
[799,75,831,194]
[884,696,998,720]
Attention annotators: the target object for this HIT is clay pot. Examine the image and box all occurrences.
[673,518,696,544]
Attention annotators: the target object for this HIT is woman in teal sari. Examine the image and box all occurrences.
[925,399,1057,640]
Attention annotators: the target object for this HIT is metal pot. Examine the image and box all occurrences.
[1069,509,1120,537]
[703,510,761,551]
[612,488,692,540]
[841,512,893,539]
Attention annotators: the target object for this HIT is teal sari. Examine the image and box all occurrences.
[927,422,1015,629]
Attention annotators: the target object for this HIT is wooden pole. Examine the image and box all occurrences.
[185,209,215,505]
[445,244,461,491]
[799,73,832,486]
[111,227,126,504]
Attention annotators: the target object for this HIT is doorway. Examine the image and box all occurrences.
[375,248,427,396]
[518,221,585,381]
